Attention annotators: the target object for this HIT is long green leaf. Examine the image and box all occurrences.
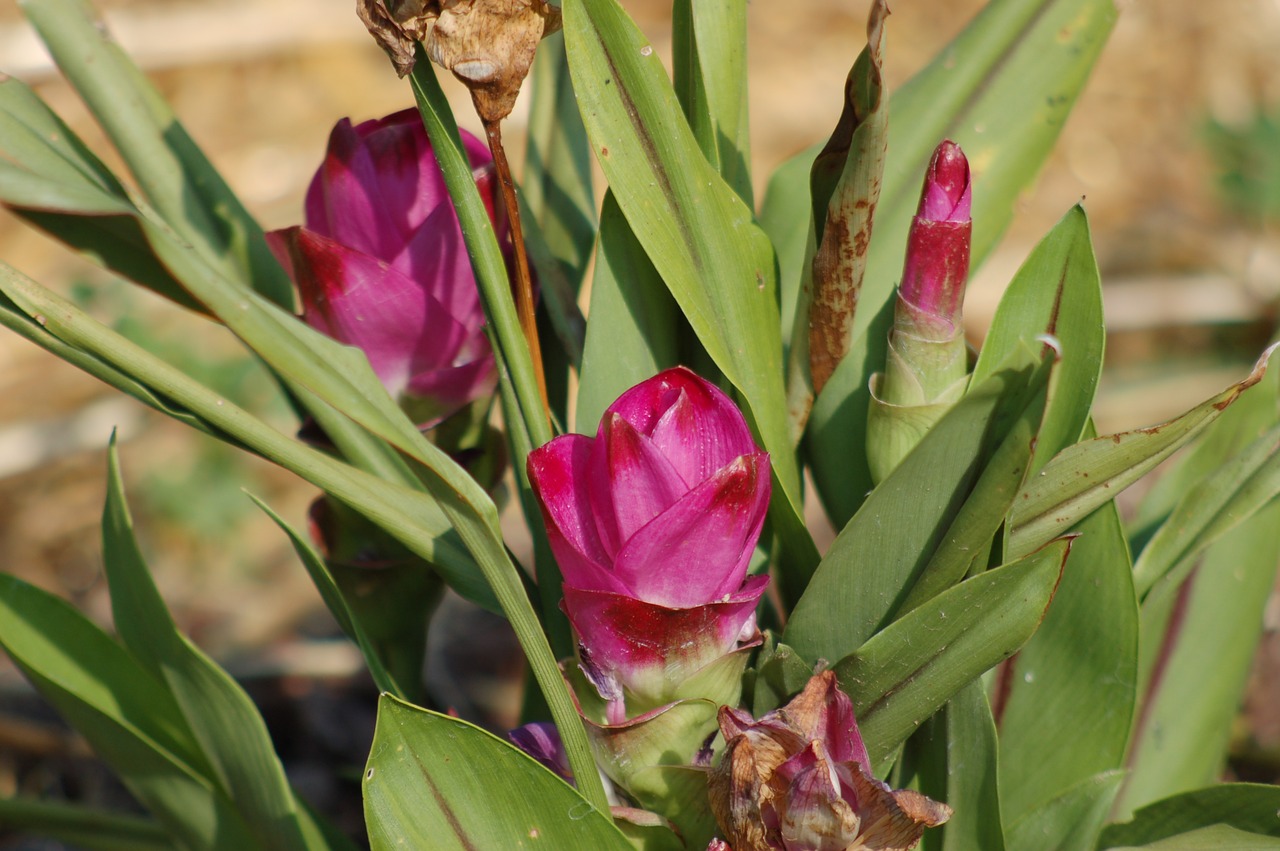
[563,0,819,596]
[0,74,125,192]
[575,194,678,433]
[833,538,1071,763]
[523,29,597,294]
[671,0,752,204]
[0,77,204,311]
[101,441,335,851]
[407,55,581,665]
[0,575,259,850]
[0,798,172,851]
[1008,344,1279,556]
[1003,770,1124,851]
[913,681,1006,851]
[1117,503,1280,819]
[995,497,1137,826]
[0,258,606,812]
[1100,784,1280,847]
[250,496,400,698]
[1131,421,1280,597]
[22,0,293,308]
[0,76,411,484]
[364,695,632,851]
[785,346,1047,664]
[969,205,1105,471]
[0,261,483,598]
[806,0,1118,526]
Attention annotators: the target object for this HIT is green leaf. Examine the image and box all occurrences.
[0,289,223,440]
[1131,420,1280,597]
[364,696,632,851]
[0,798,173,851]
[408,55,551,461]
[0,77,205,312]
[995,498,1137,825]
[1106,826,1280,849]
[1008,344,1279,557]
[806,0,1118,527]
[748,636,818,717]
[0,256,607,813]
[785,346,1048,663]
[969,205,1105,472]
[1117,504,1280,818]
[563,0,818,596]
[101,441,341,851]
[759,155,813,357]
[409,58,591,682]
[575,194,678,433]
[1099,784,1280,848]
[832,538,1071,763]
[0,574,260,850]
[0,74,125,192]
[913,680,1006,851]
[671,0,752,204]
[250,496,401,698]
[21,0,294,309]
[523,29,597,294]
[1002,770,1124,851]
[0,261,483,604]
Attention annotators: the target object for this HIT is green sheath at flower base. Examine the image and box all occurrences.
[868,140,972,484]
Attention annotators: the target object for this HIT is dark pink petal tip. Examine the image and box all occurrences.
[918,140,971,224]
[562,578,768,679]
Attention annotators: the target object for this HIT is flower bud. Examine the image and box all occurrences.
[867,140,973,483]
[708,672,950,851]
[267,109,500,428]
[898,139,972,341]
[507,721,573,783]
[528,367,771,721]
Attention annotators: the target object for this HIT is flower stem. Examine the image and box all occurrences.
[484,117,549,417]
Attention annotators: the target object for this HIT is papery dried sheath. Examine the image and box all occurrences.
[867,140,972,484]
[267,109,501,428]
[709,672,951,851]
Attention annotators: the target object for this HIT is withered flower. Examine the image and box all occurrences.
[358,0,561,122]
[708,672,950,851]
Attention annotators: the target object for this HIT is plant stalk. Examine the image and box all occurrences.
[484,117,549,416]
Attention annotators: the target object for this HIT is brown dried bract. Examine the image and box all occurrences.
[425,0,562,121]
[356,0,437,77]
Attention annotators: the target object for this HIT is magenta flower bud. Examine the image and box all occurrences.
[508,722,573,783]
[868,141,974,483]
[267,108,501,427]
[528,367,771,720]
[709,672,951,851]
[899,140,972,336]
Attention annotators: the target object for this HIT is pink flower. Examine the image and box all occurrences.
[709,672,951,851]
[267,108,500,426]
[528,367,771,718]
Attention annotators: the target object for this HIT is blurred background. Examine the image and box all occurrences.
[2,0,1280,844]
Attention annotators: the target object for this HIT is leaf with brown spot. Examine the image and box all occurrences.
[789,0,889,414]
[1009,342,1280,557]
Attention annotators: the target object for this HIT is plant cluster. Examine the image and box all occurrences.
[1,0,1279,848]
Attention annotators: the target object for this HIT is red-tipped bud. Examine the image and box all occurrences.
[917,140,972,224]
[900,140,973,330]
